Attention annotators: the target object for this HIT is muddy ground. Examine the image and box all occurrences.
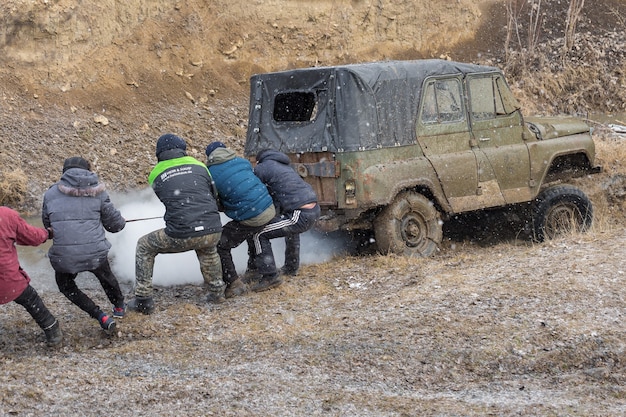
[1,195,625,416]
[1,1,626,416]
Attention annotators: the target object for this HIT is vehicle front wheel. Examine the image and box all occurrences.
[531,185,593,242]
[374,191,442,257]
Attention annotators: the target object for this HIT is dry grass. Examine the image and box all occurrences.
[593,128,626,175]
[2,195,626,416]
[580,129,626,234]
[0,169,27,207]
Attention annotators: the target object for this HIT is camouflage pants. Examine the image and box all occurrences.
[134,229,224,297]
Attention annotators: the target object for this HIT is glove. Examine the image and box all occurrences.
[46,227,54,239]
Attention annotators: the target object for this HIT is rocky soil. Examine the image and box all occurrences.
[1,1,626,415]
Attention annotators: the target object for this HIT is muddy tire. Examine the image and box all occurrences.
[374,191,442,257]
[532,185,593,242]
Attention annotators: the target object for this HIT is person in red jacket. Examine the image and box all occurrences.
[0,206,62,348]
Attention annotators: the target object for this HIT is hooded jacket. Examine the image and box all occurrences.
[149,148,222,238]
[254,149,318,213]
[206,147,273,221]
[42,168,126,274]
[0,206,49,304]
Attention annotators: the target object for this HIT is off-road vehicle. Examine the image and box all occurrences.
[244,59,601,256]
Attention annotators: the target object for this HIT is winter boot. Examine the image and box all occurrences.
[112,303,126,319]
[206,290,226,304]
[127,296,155,315]
[98,312,116,334]
[44,320,63,348]
[280,266,299,277]
[225,278,249,299]
[249,273,283,293]
[241,269,258,284]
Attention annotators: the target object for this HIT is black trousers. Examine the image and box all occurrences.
[13,284,57,330]
[55,259,124,319]
[246,234,300,273]
[250,206,320,276]
[217,220,265,284]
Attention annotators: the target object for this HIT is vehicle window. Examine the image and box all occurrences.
[273,91,318,122]
[496,76,520,114]
[422,83,438,123]
[420,79,464,124]
[469,76,495,120]
[469,75,519,120]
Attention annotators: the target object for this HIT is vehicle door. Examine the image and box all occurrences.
[466,73,533,204]
[416,76,501,212]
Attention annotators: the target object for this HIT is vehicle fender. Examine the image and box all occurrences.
[360,157,452,213]
[526,132,596,189]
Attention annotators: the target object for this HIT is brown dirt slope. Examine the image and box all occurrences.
[1,0,625,212]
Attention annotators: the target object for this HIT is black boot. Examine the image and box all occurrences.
[206,291,226,304]
[44,320,63,348]
[250,273,283,292]
[14,285,62,347]
[127,296,155,315]
[225,278,249,298]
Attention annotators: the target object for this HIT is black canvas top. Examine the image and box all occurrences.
[244,59,499,155]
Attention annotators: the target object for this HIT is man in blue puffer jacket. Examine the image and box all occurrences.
[205,142,276,298]
[246,149,320,291]
[43,157,126,334]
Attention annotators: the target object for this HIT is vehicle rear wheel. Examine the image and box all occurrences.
[531,185,593,242]
[374,191,442,257]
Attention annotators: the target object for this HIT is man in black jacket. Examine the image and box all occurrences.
[127,134,225,314]
[246,149,320,292]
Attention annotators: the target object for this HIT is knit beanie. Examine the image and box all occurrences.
[62,156,91,173]
[156,133,187,157]
[205,141,226,157]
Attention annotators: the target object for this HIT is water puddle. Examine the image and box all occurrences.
[587,112,626,136]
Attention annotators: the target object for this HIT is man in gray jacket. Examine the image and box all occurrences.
[42,157,126,334]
